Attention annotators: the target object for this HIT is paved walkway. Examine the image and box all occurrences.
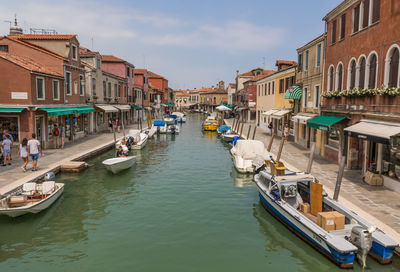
[225,119,400,248]
[0,125,145,195]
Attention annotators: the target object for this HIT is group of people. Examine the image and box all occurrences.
[108,118,122,133]
[52,124,66,149]
[267,121,290,139]
[0,131,42,171]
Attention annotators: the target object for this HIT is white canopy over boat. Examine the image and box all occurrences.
[230,140,270,173]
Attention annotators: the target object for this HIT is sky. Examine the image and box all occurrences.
[0,0,342,89]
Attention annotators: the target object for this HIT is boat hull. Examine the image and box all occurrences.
[131,134,148,150]
[103,156,136,174]
[0,183,64,217]
[222,134,239,142]
[256,186,355,268]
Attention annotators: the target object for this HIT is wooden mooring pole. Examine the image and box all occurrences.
[276,136,285,162]
[240,122,244,138]
[333,156,346,201]
[306,142,316,173]
[246,125,251,139]
[267,134,275,152]
[232,119,236,132]
[252,126,257,140]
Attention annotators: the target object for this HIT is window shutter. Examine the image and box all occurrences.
[389,48,399,88]
[332,20,337,44]
[368,55,377,89]
[353,5,360,32]
[338,65,343,91]
[329,67,334,91]
[340,14,346,40]
[363,0,370,28]
[350,61,356,89]
[372,0,380,23]
[359,58,366,89]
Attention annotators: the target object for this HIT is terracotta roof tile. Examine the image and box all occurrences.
[229,83,236,88]
[148,70,164,79]
[134,68,147,74]
[275,60,297,66]
[0,52,62,77]
[16,34,76,40]
[101,55,125,62]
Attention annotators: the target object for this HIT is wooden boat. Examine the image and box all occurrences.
[252,159,398,268]
[0,181,64,217]
[102,156,136,174]
[230,140,270,173]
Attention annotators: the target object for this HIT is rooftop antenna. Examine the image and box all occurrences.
[91,37,94,50]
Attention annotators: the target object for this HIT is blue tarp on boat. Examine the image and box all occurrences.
[218,125,231,134]
[153,120,166,126]
[232,136,242,146]
[170,115,178,119]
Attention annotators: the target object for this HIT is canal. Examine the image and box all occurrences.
[0,114,399,271]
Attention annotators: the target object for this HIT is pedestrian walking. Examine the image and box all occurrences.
[2,134,12,166]
[116,119,121,133]
[283,123,290,140]
[2,129,13,160]
[60,124,66,149]
[268,121,273,136]
[18,137,29,172]
[27,133,42,171]
[53,124,60,149]
[108,118,113,133]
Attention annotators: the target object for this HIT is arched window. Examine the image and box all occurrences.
[349,60,356,89]
[368,54,377,89]
[388,48,399,88]
[336,63,343,91]
[359,57,366,89]
[328,66,334,91]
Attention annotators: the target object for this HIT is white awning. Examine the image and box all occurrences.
[95,104,118,113]
[113,105,131,112]
[292,113,317,124]
[262,109,279,116]
[271,109,291,119]
[344,119,400,144]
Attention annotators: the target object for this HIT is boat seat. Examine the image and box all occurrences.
[22,183,37,195]
[41,181,56,195]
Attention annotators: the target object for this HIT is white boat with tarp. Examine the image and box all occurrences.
[171,112,186,123]
[230,140,271,173]
[0,181,64,217]
[102,156,136,174]
[252,157,398,269]
[152,120,167,134]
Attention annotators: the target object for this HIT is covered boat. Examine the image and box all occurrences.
[230,140,270,173]
[203,118,218,131]
[152,120,167,134]
[253,159,398,268]
[171,112,186,123]
[0,181,64,217]
[217,125,231,135]
[102,156,136,174]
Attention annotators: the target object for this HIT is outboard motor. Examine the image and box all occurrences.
[170,125,176,134]
[157,126,160,134]
[44,171,55,181]
[252,155,266,174]
[349,226,373,268]
[126,137,134,149]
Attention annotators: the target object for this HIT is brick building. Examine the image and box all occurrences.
[312,0,400,188]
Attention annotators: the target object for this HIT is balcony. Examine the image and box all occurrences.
[321,94,400,114]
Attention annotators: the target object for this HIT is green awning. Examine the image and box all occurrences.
[167,103,175,107]
[0,107,26,112]
[307,115,347,131]
[131,105,143,110]
[227,104,235,109]
[39,106,94,117]
[284,85,302,100]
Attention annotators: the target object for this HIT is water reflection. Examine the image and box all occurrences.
[230,167,254,188]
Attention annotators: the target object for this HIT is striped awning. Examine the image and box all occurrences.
[284,85,302,100]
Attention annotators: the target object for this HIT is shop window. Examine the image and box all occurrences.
[326,126,340,149]
[0,117,19,143]
[359,57,366,88]
[53,80,59,100]
[368,54,377,89]
[36,77,45,100]
[66,72,71,95]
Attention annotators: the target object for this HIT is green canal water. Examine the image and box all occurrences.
[0,114,399,271]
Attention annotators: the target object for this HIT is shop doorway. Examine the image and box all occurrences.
[35,115,45,146]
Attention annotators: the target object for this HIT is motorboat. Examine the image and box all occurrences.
[217,125,231,135]
[203,118,218,131]
[0,181,64,217]
[164,115,175,125]
[230,140,270,173]
[222,133,240,143]
[172,112,186,123]
[115,130,147,150]
[167,124,180,134]
[152,120,167,134]
[102,156,136,174]
[252,158,398,268]
[145,126,157,138]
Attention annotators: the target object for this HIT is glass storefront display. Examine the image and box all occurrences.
[0,116,19,143]
[47,116,60,141]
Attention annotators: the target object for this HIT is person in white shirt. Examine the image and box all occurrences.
[27,133,42,171]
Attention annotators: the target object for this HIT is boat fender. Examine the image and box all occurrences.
[44,172,55,181]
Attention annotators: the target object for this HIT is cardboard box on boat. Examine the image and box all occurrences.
[317,211,346,231]
[299,203,310,214]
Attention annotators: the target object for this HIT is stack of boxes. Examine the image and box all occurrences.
[317,211,345,231]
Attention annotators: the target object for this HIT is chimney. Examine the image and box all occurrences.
[9,15,23,36]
